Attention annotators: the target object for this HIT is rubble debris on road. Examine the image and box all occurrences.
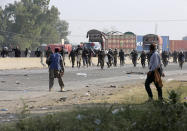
[76,73,87,77]
[1,81,6,83]
[16,81,20,84]
[59,97,68,102]
[41,107,48,110]
[126,71,144,75]
[110,85,117,88]
[85,93,90,96]
[0,108,8,111]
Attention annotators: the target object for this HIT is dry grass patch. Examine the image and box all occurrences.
[93,80,187,104]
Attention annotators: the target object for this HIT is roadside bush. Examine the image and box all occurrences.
[0,91,186,131]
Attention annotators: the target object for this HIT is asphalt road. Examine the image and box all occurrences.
[0,62,187,122]
[0,62,187,95]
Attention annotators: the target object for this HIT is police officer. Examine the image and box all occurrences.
[162,51,169,67]
[100,49,105,69]
[60,46,66,66]
[24,48,28,57]
[173,50,178,63]
[88,48,93,66]
[146,52,152,65]
[113,48,118,67]
[35,48,41,57]
[130,49,138,67]
[139,51,146,68]
[82,47,89,67]
[46,46,53,58]
[76,45,82,68]
[1,47,9,57]
[178,51,185,69]
[119,49,125,66]
[46,48,65,92]
[97,49,101,66]
[69,48,76,68]
[13,46,21,57]
[107,49,113,68]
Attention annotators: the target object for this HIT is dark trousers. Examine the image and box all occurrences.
[71,57,75,67]
[120,57,124,66]
[114,57,117,66]
[145,71,163,99]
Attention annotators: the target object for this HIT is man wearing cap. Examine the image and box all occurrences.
[46,48,65,92]
[145,43,164,101]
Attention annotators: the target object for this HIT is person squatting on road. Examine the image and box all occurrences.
[145,43,164,101]
[46,48,65,92]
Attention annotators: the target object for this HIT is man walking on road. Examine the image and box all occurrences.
[69,48,76,68]
[119,49,125,66]
[46,48,65,92]
[145,43,164,101]
[113,48,118,67]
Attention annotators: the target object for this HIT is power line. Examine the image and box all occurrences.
[66,19,187,23]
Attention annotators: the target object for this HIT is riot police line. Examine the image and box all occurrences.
[1,45,186,70]
[47,45,187,70]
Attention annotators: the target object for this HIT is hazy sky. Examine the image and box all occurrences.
[1,0,187,44]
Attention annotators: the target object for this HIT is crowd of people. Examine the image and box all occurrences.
[45,43,165,101]
[0,44,186,100]
[67,47,187,70]
[0,47,37,57]
[44,44,187,70]
[1,45,186,70]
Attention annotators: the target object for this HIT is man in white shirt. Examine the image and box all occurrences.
[145,43,163,101]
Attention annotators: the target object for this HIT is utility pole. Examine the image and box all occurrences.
[155,23,158,35]
[154,23,161,53]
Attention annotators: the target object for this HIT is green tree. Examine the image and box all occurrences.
[1,0,69,50]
